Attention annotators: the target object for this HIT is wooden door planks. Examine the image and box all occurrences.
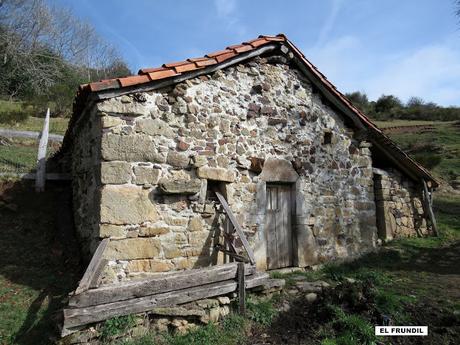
[70,262,255,308]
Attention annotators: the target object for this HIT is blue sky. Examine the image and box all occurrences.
[54,0,460,106]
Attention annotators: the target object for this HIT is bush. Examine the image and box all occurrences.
[412,152,442,169]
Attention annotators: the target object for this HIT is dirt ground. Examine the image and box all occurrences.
[247,241,460,345]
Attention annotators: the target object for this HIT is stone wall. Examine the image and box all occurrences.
[72,56,379,283]
[71,107,102,258]
[373,168,429,239]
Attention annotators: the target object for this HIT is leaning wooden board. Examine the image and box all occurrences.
[63,272,269,336]
[69,262,256,308]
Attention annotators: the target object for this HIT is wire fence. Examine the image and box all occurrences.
[0,136,61,175]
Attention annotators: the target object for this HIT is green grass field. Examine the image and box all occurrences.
[373,119,443,128]
[0,100,69,135]
[383,122,460,183]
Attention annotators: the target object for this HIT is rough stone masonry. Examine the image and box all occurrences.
[69,56,429,285]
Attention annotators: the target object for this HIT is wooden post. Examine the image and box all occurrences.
[35,108,50,192]
[237,262,246,315]
[422,180,438,237]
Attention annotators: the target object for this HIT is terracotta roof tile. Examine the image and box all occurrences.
[89,79,120,92]
[174,62,201,73]
[206,49,233,58]
[245,38,268,48]
[138,67,167,74]
[195,58,217,67]
[148,69,178,80]
[188,57,210,62]
[215,51,237,63]
[163,61,190,68]
[118,75,151,87]
[227,44,254,54]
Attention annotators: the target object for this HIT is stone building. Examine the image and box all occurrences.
[59,34,437,283]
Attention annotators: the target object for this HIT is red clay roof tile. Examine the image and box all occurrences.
[215,51,237,63]
[118,75,151,87]
[206,49,233,58]
[187,57,209,62]
[138,67,168,74]
[148,69,178,80]
[228,44,254,54]
[195,58,217,67]
[163,61,189,68]
[245,38,268,48]
[89,79,120,92]
[174,62,201,73]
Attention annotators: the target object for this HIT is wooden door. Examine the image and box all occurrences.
[266,184,293,269]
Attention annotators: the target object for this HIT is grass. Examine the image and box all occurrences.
[373,119,444,128]
[0,100,69,135]
[0,181,80,345]
[0,138,61,174]
[382,122,460,183]
[115,314,249,345]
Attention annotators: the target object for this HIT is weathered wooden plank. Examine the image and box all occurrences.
[422,180,438,236]
[89,258,108,289]
[35,108,50,192]
[238,262,246,315]
[63,272,268,333]
[75,238,109,295]
[70,262,256,308]
[216,245,249,263]
[214,190,256,265]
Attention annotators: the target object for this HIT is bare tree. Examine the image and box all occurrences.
[0,0,127,98]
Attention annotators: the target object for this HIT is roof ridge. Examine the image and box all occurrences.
[65,33,437,186]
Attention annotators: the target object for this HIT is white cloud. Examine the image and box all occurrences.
[214,0,237,18]
[213,0,248,38]
[303,35,460,106]
[314,0,344,49]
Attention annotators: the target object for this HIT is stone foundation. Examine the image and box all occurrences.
[373,168,430,239]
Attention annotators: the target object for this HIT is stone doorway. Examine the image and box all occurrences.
[265,183,294,269]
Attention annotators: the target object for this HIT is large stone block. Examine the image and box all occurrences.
[101,134,164,162]
[126,259,173,272]
[196,167,235,182]
[259,158,299,182]
[135,118,175,138]
[101,161,132,184]
[97,97,151,116]
[105,238,161,260]
[139,224,170,236]
[133,166,161,185]
[167,152,190,168]
[99,224,127,238]
[158,178,201,195]
[100,185,158,224]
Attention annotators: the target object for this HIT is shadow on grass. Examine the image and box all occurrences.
[0,180,81,345]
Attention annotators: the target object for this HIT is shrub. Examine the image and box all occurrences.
[100,315,137,340]
[246,298,277,326]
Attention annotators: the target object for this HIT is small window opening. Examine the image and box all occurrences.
[323,132,333,145]
[206,180,226,201]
